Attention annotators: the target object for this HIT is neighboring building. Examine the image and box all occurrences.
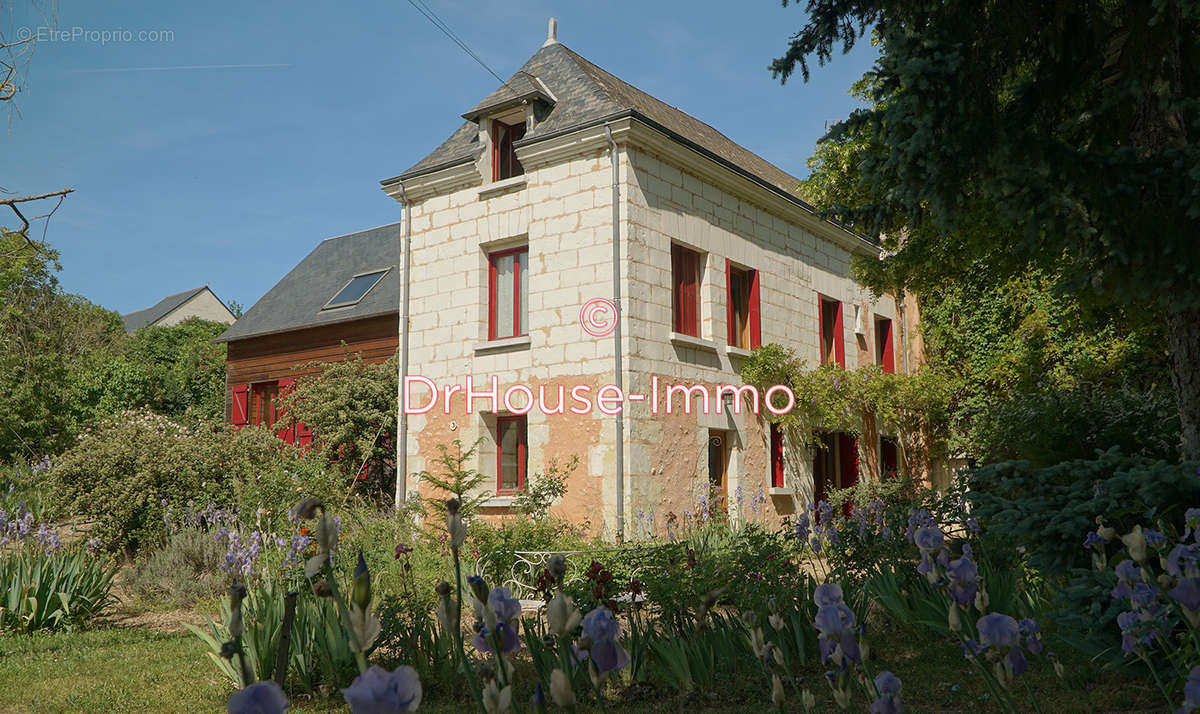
[121,285,235,333]
[215,224,401,447]
[377,20,921,539]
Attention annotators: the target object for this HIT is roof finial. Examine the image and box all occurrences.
[543,17,558,47]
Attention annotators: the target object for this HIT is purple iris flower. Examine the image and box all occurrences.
[1007,647,1028,676]
[873,670,902,699]
[913,526,944,552]
[814,583,844,607]
[580,607,629,673]
[1168,544,1200,579]
[1130,583,1160,609]
[1144,529,1168,549]
[793,513,811,541]
[945,553,980,607]
[227,680,289,714]
[977,613,1020,649]
[473,621,520,654]
[1113,559,1143,600]
[341,665,422,713]
[1117,611,1142,654]
[487,587,522,624]
[1180,666,1200,713]
[1171,578,1200,612]
[1083,531,1104,550]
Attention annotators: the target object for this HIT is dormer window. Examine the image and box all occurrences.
[492,119,526,181]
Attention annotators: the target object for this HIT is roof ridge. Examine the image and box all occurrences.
[321,222,404,243]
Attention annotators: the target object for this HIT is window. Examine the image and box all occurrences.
[324,269,388,310]
[813,431,858,511]
[671,244,702,337]
[492,119,526,181]
[769,423,785,488]
[488,246,528,340]
[707,430,729,515]
[726,262,760,349]
[496,415,527,494]
[819,295,845,367]
[875,316,895,374]
[250,381,279,428]
[880,437,899,479]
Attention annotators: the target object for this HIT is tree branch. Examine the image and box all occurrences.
[1,187,74,257]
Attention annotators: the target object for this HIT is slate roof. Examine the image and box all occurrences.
[121,286,209,333]
[385,41,808,205]
[215,223,402,343]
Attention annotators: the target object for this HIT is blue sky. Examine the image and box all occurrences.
[5,1,878,315]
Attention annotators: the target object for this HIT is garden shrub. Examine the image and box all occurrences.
[126,527,228,606]
[278,354,397,499]
[46,409,285,553]
[232,450,348,531]
[970,381,1179,467]
[966,449,1200,576]
[469,515,593,593]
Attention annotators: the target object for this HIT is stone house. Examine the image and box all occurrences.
[121,285,236,334]
[379,21,920,540]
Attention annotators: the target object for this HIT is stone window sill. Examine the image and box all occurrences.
[474,335,531,353]
[481,496,518,508]
[768,487,796,496]
[669,332,718,352]
[478,175,527,200]
[726,345,754,359]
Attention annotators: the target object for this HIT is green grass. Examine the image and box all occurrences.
[0,628,228,713]
[0,619,1168,713]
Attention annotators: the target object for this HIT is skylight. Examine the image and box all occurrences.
[323,269,388,310]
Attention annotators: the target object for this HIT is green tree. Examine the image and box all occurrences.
[0,232,125,460]
[773,0,1200,458]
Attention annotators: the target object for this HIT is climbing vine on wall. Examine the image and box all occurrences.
[739,343,954,480]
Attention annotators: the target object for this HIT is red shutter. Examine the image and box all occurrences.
[770,423,784,488]
[838,433,858,516]
[231,384,249,429]
[879,318,895,374]
[276,378,295,445]
[725,259,735,346]
[749,269,761,350]
[672,245,699,337]
[834,301,845,368]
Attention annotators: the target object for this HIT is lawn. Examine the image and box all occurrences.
[0,614,1165,713]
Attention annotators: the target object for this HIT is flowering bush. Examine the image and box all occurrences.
[45,408,291,553]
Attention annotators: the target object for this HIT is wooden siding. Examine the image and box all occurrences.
[224,314,398,422]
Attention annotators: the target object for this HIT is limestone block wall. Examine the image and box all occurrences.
[401,145,629,538]
[617,144,899,531]
[398,128,902,539]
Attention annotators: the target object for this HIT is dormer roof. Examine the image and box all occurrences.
[385,39,807,204]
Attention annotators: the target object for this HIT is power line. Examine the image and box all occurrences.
[405,0,513,91]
